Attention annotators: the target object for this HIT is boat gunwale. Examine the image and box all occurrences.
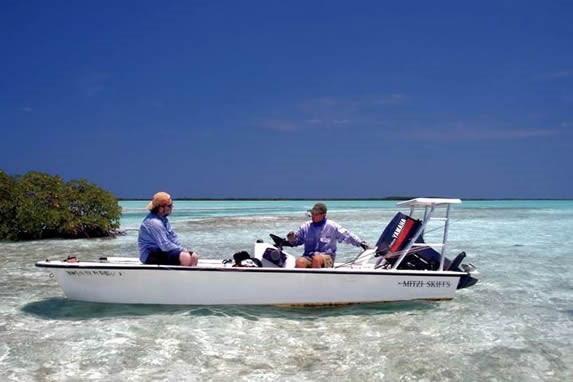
[35,261,468,277]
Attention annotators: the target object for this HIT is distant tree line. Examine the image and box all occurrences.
[0,170,122,241]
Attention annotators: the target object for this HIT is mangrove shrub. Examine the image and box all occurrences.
[0,170,122,241]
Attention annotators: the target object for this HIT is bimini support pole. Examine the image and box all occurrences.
[438,203,452,271]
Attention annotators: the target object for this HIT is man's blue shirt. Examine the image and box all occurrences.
[138,212,184,263]
[290,218,364,259]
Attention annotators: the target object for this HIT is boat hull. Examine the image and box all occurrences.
[35,198,481,305]
[37,260,465,305]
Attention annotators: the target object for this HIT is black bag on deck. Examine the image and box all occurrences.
[233,251,262,267]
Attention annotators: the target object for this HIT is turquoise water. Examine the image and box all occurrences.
[1,200,572,381]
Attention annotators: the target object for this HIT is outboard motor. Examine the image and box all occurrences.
[375,212,421,256]
[375,213,479,289]
[375,212,441,270]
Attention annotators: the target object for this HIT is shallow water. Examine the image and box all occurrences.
[1,200,572,381]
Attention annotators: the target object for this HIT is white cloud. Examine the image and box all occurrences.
[407,126,559,141]
[372,94,405,104]
[259,119,300,132]
[77,72,109,97]
[258,94,401,131]
[545,70,572,79]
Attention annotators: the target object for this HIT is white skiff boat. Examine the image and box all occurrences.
[36,198,479,306]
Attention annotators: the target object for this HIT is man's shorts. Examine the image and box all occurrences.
[300,253,334,268]
[145,250,181,265]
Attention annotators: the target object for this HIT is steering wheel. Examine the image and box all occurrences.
[269,233,292,247]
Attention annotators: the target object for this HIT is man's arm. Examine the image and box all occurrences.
[336,225,368,248]
[287,225,306,246]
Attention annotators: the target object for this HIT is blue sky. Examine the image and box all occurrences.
[1,1,572,199]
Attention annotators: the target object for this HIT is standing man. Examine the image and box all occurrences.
[138,192,199,266]
[287,203,369,268]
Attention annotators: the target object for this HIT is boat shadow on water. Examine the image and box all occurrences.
[21,298,441,321]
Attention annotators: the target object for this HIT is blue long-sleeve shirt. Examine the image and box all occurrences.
[138,212,185,263]
[290,218,364,259]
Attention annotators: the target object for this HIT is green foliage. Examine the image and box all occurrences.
[0,170,122,241]
[0,171,18,239]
